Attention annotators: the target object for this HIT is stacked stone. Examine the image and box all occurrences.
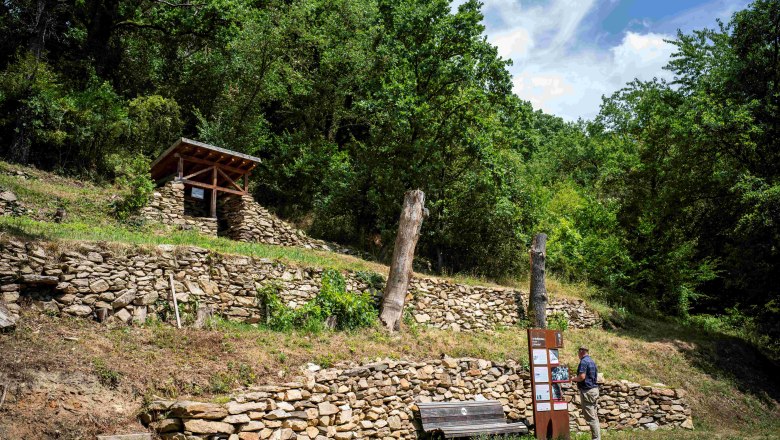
[545,298,601,329]
[590,381,693,431]
[142,357,693,439]
[407,278,522,332]
[0,239,600,331]
[0,189,24,216]
[141,181,218,236]
[219,196,354,255]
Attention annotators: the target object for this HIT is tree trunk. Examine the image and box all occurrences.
[380,190,427,331]
[528,233,547,328]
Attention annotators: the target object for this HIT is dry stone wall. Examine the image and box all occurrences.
[0,189,24,217]
[0,239,599,331]
[142,181,354,255]
[141,181,218,235]
[142,357,693,439]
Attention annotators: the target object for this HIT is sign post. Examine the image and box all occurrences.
[527,328,570,439]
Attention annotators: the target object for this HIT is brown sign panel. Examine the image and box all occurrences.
[527,328,570,440]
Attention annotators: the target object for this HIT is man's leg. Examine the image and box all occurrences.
[580,388,601,440]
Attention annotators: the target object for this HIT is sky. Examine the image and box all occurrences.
[453,0,750,121]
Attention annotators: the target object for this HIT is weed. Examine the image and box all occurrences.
[547,312,569,331]
[92,358,122,389]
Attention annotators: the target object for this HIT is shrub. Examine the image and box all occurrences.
[256,269,377,332]
[547,312,569,331]
[92,358,122,389]
[109,153,155,220]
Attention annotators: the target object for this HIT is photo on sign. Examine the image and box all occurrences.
[191,187,205,200]
[548,349,560,364]
[554,402,568,411]
[552,383,564,401]
[555,331,563,347]
[551,365,569,382]
[532,349,547,365]
[537,402,551,412]
[535,384,550,401]
[533,366,549,383]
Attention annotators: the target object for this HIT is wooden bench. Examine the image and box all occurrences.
[418,400,529,438]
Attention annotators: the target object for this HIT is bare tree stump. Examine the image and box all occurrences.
[528,233,548,328]
[380,190,427,331]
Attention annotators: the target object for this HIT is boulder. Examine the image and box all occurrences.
[0,302,17,331]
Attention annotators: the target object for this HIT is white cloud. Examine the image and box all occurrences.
[477,0,677,120]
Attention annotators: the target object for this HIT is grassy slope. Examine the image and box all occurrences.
[1,160,779,439]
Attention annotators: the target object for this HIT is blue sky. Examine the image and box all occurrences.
[454,0,750,120]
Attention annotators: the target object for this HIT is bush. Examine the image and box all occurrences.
[109,153,155,220]
[257,269,377,332]
[92,358,122,389]
[547,312,569,331]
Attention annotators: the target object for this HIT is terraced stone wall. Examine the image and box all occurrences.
[0,239,599,331]
[141,181,217,235]
[142,357,693,439]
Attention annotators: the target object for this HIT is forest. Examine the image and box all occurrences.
[0,0,778,349]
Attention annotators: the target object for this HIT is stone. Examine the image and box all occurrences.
[112,289,137,309]
[224,414,251,424]
[150,418,182,433]
[0,301,17,331]
[114,308,132,324]
[0,190,17,202]
[96,435,152,440]
[20,274,59,285]
[169,401,228,420]
[227,401,268,415]
[317,402,339,416]
[183,419,235,434]
[89,278,111,293]
[63,304,92,317]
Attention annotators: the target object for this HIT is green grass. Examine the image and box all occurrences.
[0,215,386,274]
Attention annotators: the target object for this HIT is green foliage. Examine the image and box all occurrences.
[92,358,122,389]
[547,312,569,332]
[0,0,778,346]
[208,361,257,393]
[108,153,155,221]
[257,269,377,332]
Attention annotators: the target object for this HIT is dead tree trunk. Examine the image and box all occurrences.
[528,233,548,328]
[380,190,427,331]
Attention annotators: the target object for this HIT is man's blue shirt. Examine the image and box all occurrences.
[577,354,598,391]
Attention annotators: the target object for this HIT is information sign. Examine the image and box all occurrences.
[527,328,570,440]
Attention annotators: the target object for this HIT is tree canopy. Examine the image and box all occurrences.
[1,0,778,348]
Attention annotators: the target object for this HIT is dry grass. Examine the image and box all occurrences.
[2,311,778,438]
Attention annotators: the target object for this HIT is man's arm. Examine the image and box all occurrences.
[571,372,586,383]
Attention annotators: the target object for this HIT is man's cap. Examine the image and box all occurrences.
[578,345,589,352]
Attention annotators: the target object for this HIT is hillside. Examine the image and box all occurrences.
[1,161,779,439]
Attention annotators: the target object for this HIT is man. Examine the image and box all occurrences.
[572,345,600,440]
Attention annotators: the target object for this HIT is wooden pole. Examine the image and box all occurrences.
[528,233,548,328]
[169,273,182,329]
[210,166,218,218]
[379,190,427,331]
[176,154,183,180]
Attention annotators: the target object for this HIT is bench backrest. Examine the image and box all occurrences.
[418,400,507,431]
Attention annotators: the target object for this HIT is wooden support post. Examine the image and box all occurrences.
[243,173,249,192]
[379,190,428,331]
[210,166,218,218]
[528,233,548,328]
[169,273,182,329]
[176,154,183,180]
